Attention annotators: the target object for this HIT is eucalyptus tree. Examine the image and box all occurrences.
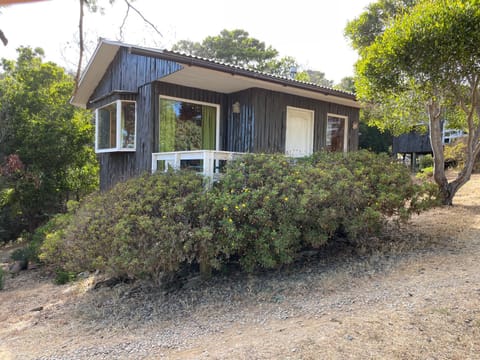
[354,0,480,205]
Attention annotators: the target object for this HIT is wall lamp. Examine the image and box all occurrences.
[232,101,241,114]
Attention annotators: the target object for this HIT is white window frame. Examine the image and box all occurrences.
[285,106,315,157]
[159,95,221,151]
[95,100,137,153]
[327,113,349,153]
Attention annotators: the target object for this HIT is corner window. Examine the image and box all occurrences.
[326,114,348,152]
[95,100,136,152]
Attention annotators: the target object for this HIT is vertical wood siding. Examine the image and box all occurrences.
[226,88,359,154]
[225,89,255,153]
[91,48,182,102]
[393,132,432,154]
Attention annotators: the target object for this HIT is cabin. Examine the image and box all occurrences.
[71,39,360,190]
[393,124,465,171]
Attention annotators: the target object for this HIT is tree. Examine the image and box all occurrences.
[334,76,392,154]
[172,29,334,84]
[344,0,418,51]
[75,0,162,90]
[306,70,333,87]
[0,47,98,242]
[172,29,278,70]
[261,55,310,80]
[354,0,480,205]
[1,0,161,89]
[334,76,355,93]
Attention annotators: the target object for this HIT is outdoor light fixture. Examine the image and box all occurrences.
[232,101,241,114]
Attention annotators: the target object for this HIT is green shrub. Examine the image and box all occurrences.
[54,268,76,285]
[444,141,466,168]
[304,151,438,239]
[35,201,79,265]
[416,166,434,180]
[40,151,438,280]
[41,171,208,282]
[10,247,31,270]
[419,154,434,170]
[208,151,437,270]
[209,154,304,271]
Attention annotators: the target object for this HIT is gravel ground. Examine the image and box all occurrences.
[1,174,480,359]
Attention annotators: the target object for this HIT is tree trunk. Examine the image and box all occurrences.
[428,101,451,205]
[427,96,477,205]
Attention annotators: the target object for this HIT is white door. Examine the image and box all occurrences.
[285,107,314,157]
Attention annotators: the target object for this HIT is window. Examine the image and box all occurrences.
[326,114,348,152]
[158,96,219,170]
[159,96,219,152]
[95,100,136,152]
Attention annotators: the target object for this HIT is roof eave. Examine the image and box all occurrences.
[129,47,357,102]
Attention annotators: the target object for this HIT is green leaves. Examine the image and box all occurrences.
[356,0,480,98]
[352,0,480,204]
[171,29,336,84]
[40,151,437,280]
[0,47,98,242]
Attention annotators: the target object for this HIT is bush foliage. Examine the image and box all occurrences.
[39,151,438,281]
[0,48,98,244]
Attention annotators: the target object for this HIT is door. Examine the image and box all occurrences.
[285,107,314,157]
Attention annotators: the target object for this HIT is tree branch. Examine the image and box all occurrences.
[119,2,130,40]
[0,29,7,46]
[74,0,85,93]
[123,0,162,37]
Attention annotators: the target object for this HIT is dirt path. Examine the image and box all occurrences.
[1,175,480,359]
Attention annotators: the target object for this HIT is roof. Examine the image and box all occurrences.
[71,39,360,109]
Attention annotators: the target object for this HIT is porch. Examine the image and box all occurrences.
[152,150,244,181]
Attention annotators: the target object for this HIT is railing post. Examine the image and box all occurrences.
[174,152,181,171]
[152,154,157,173]
[203,151,214,180]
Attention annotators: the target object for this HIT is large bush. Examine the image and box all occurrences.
[40,151,438,280]
[40,170,209,281]
[0,48,98,244]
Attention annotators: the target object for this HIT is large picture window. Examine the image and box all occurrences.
[326,114,348,152]
[159,97,218,152]
[96,100,136,152]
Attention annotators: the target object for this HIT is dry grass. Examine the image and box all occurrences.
[1,174,480,359]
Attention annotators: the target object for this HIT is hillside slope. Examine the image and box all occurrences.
[1,175,479,359]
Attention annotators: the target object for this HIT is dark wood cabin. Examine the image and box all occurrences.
[393,131,432,171]
[72,39,361,190]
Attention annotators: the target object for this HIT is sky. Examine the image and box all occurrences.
[0,0,372,83]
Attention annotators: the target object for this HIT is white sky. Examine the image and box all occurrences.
[0,0,371,83]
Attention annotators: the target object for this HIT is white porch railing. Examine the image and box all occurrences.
[152,150,244,181]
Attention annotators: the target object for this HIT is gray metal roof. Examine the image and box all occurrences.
[71,39,358,108]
